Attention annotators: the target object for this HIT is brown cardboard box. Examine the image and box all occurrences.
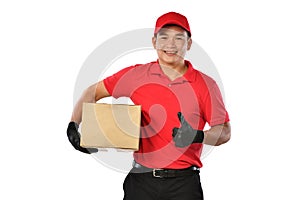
[80,103,141,150]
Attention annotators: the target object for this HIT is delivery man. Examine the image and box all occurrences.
[67,11,231,200]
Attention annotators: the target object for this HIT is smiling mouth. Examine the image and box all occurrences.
[163,50,178,55]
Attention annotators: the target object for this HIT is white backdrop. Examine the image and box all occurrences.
[1,0,299,199]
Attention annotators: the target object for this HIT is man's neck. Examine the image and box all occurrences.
[159,62,187,81]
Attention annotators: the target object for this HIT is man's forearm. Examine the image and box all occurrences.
[70,85,96,124]
[70,81,110,124]
[203,122,231,146]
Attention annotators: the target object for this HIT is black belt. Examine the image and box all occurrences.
[131,161,200,178]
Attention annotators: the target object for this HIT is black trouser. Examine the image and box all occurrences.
[123,170,203,200]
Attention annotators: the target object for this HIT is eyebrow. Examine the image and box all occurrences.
[158,32,168,36]
[175,33,186,37]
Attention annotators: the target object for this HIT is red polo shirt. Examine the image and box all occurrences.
[103,60,229,169]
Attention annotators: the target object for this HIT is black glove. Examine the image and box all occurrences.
[67,122,98,154]
[172,112,204,148]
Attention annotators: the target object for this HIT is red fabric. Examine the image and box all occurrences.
[103,60,229,169]
[154,12,191,36]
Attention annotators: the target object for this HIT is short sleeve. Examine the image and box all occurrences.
[103,66,136,98]
[202,82,230,126]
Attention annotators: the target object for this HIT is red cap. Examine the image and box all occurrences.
[154,12,191,36]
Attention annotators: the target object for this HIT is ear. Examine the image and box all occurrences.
[187,38,192,51]
[152,36,157,49]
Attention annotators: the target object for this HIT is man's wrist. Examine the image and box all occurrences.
[193,130,204,143]
[68,121,79,130]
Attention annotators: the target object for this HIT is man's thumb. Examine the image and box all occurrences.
[177,112,185,124]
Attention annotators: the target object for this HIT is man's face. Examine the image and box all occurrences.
[152,25,192,66]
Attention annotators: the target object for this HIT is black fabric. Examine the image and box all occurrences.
[67,121,98,154]
[172,112,204,147]
[123,170,203,200]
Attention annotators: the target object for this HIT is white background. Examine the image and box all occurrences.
[1,0,299,199]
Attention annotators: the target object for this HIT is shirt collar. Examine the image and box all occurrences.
[149,60,196,82]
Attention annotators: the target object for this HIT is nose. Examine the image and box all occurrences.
[168,37,176,45]
[164,37,176,48]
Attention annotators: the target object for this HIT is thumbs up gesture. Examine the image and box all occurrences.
[172,112,204,148]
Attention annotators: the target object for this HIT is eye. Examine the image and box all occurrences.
[175,36,184,40]
[159,36,168,40]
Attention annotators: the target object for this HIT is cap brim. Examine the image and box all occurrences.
[155,19,191,36]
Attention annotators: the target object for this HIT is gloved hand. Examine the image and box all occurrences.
[67,122,98,154]
[172,112,204,147]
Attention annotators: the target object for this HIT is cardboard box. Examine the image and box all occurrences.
[80,103,141,150]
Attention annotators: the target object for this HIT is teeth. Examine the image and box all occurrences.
[164,51,177,54]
